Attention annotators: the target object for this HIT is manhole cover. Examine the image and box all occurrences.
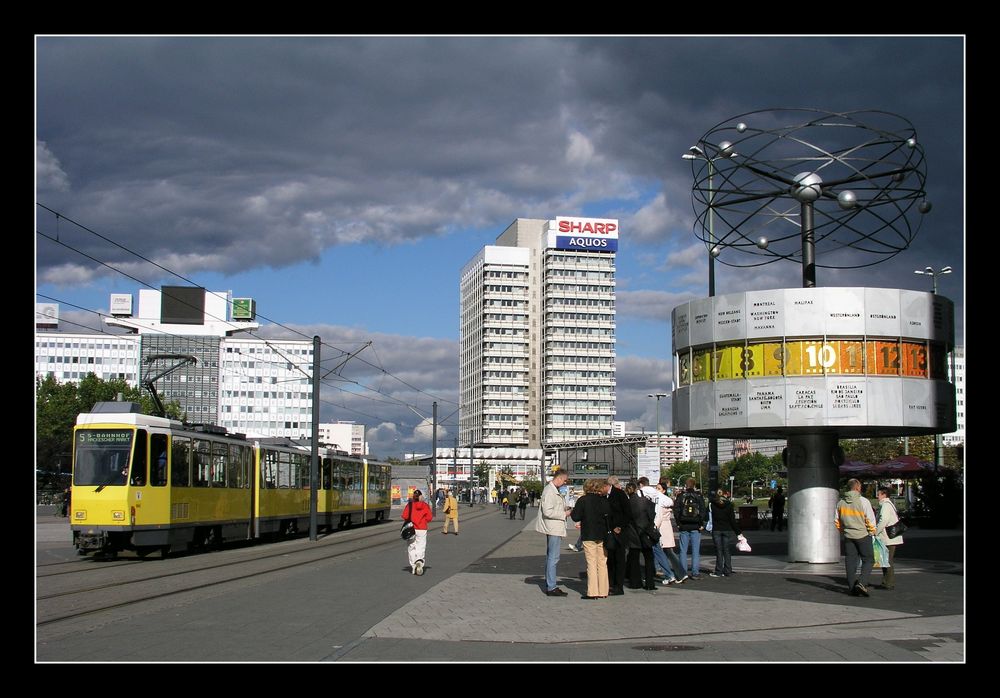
[632,644,702,652]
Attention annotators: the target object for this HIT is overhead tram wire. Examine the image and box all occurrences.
[36,204,458,408]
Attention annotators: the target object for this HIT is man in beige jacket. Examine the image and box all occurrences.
[535,468,571,596]
[442,489,459,535]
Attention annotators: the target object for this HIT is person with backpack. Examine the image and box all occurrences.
[676,478,707,580]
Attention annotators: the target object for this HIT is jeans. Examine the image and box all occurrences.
[678,530,701,576]
[712,530,734,575]
[652,544,676,580]
[546,534,562,591]
[844,536,874,589]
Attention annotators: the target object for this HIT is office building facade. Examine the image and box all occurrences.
[460,216,617,449]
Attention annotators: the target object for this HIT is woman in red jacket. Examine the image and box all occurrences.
[402,490,434,575]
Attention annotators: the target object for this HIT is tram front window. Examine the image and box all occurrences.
[74,429,133,486]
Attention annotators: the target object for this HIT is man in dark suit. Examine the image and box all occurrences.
[605,475,632,595]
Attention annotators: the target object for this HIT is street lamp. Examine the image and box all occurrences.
[648,393,667,474]
[914,264,952,467]
[684,146,732,495]
[914,265,952,294]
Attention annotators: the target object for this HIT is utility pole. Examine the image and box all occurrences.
[309,335,320,541]
[431,401,437,514]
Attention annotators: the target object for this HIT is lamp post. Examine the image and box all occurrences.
[914,265,952,295]
[683,145,733,495]
[915,265,952,467]
[648,393,666,475]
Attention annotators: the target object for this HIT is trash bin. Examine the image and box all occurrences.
[739,505,759,530]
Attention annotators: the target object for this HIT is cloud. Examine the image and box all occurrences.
[37,141,70,192]
[618,289,698,322]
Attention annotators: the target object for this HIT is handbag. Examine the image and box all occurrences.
[706,506,714,532]
[885,501,907,539]
[736,534,751,552]
[400,504,416,540]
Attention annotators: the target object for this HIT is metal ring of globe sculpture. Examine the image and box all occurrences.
[674,109,953,564]
[689,109,931,287]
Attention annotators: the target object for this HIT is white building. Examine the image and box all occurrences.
[942,346,965,446]
[35,289,317,439]
[217,337,314,438]
[460,216,617,448]
[35,333,141,384]
[318,421,369,455]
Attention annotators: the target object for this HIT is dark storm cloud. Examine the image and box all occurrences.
[37,36,964,335]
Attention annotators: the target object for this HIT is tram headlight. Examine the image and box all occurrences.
[112,510,125,521]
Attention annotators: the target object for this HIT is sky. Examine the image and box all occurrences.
[35,36,965,460]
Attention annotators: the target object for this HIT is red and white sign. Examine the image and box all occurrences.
[552,216,619,237]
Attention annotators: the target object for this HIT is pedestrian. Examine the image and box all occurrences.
[625,482,658,590]
[653,481,686,585]
[769,486,786,531]
[534,468,572,596]
[518,489,529,520]
[60,486,71,517]
[605,475,631,595]
[835,478,877,596]
[570,478,612,599]
[442,488,459,535]
[708,489,741,577]
[402,490,433,575]
[676,478,707,580]
[502,491,510,515]
[874,487,904,590]
[509,490,519,520]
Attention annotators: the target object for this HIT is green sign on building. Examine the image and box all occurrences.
[232,298,256,320]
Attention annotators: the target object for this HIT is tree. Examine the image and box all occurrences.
[841,437,903,464]
[663,460,706,488]
[724,452,774,495]
[473,461,490,486]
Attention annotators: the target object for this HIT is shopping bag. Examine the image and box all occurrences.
[872,536,890,568]
[736,534,751,552]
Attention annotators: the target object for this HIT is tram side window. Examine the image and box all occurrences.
[131,429,147,486]
[278,452,293,488]
[193,440,211,487]
[321,458,331,490]
[298,454,310,489]
[228,444,246,489]
[261,449,278,489]
[212,442,228,487]
[172,437,191,487]
[151,433,168,486]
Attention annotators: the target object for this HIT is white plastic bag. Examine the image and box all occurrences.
[736,533,751,552]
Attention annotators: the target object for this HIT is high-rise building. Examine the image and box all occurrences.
[942,345,965,445]
[460,216,617,448]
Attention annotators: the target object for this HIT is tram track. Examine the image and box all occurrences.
[37,505,500,626]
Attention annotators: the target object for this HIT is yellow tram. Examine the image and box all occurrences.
[70,402,391,557]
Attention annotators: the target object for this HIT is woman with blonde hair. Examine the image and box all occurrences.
[570,478,613,599]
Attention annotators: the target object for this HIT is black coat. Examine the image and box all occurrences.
[607,485,632,530]
[709,497,742,534]
[570,494,613,542]
[626,494,657,549]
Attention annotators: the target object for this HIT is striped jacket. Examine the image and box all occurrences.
[835,490,877,540]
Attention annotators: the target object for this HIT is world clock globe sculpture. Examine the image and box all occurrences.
[672,109,955,562]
